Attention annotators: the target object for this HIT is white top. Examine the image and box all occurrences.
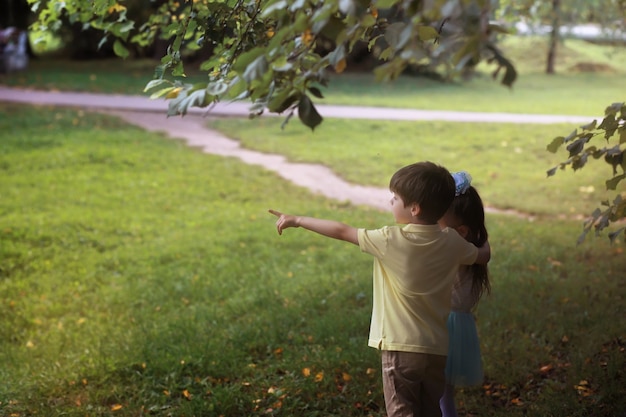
[450,266,479,313]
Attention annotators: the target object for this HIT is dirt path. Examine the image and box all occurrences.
[109,111,392,210]
[108,110,530,217]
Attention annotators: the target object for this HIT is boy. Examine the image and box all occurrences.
[269,161,490,417]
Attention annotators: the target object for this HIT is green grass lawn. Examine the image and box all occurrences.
[0,33,624,416]
[1,104,624,416]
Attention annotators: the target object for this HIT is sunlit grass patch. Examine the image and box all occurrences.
[0,104,624,416]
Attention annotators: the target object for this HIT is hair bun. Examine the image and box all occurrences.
[452,171,472,196]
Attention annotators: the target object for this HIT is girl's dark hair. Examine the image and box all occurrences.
[449,186,491,301]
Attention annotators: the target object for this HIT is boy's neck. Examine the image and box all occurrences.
[408,219,437,225]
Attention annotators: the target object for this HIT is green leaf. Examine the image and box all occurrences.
[272,60,294,72]
[378,46,395,61]
[150,87,177,99]
[97,35,108,50]
[298,94,323,130]
[281,111,295,130]
[186,19,197,38]
[564,129,578,143]
[113,39,129,58]
[598,114,619,139]
[292,12,310,32]
[580,120,597,131]
[242,55,269,84]
[608,227,625,244]
[416,25,439,41]
[328,45,346,69]
[114,21,134,36]
[576,228,590,245]
[233,48,265,73]
[171,60,185,77]
[572,153,588,171]
[225,76,247,101]
[311,3,336,34]
[268,90,300,113]
[361,14,376,29]
[289,0,306,12]
[368,34,382,51]
[566,137,587,157]
[308,86,324,99]
[30,1,41,13]
[499,61,517,88]
[172,34,183,54]
[604,102,624,116]
[144,79,171,93]
[375,0,399,8]
[487,22,511,35]
[546,136,564,153]
[200,57,222,72]
[153,65,165,79]
[168,89,208,116]
[207,81,228,96]
[261,0,288,18]
[249,101,266,117]
[604,147,623,175]
[385,22,411,50]
[606,174,626,191]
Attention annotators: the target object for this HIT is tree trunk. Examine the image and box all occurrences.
[546,0,561,74]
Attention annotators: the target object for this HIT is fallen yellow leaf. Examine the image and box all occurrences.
[183,389,192,400]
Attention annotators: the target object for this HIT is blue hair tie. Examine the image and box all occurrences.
[452,171,472,196]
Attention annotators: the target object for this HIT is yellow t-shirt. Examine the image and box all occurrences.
[358,223,478,355]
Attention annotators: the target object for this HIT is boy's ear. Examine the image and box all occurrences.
[410,203,421,217]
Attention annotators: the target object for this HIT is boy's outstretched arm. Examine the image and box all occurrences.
[269,209,359,245]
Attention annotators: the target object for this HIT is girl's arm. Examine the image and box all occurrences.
[475,240,491,265]
[269,209,359,245]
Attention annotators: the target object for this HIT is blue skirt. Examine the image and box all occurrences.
[445,311,484,386]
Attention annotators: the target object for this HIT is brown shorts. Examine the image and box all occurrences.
[381,350,447,417]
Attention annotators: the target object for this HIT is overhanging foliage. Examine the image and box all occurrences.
[28,0,516,129]
[547,102,626,244]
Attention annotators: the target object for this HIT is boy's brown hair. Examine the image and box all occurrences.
[389,161,455,223]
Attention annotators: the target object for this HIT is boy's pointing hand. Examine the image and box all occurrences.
[269,209,300,235]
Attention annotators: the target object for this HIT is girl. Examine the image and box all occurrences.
[439,171,491,417]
